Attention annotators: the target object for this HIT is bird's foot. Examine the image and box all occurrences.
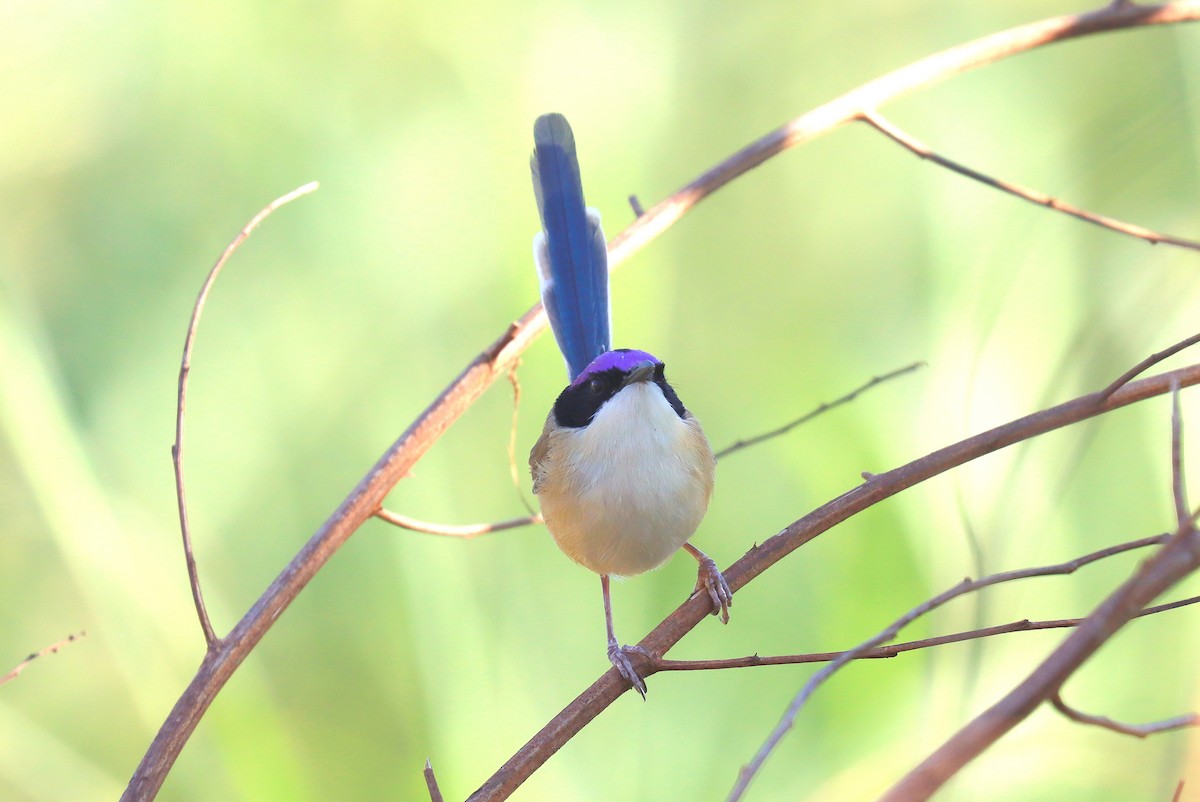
[607,641,650,699]
[692,556,733,624]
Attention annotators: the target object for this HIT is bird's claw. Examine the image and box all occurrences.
[607,642,650,699]
[692,556,733,624]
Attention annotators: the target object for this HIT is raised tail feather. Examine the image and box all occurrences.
[531,113,610,380]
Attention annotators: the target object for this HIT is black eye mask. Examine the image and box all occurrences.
[552,362,686,429]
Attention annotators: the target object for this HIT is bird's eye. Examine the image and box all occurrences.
[588,377,605,395]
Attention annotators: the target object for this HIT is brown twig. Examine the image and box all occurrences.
[602,2,1200,269]
[1172,381,1190,527]
[468,365,1200,802]
[126,4,1200,798]
[1005,386,1200,738]
[379,363,921,537]
[877,415,1200,802]
[1050,692,1199,738]
[126,315,534,800]
[657,576,1200,673]
[506,363,539,519]
[859,110,1200,252]
[1100,331,1200,400]
[0,631,86,686]
[377,362,543,539]
[716,362,924,460]
[381,362,920,538]
[724,532,1177,801]
[383,362,922,538]
[374,509,539,538]
[424,758,445,802]
[172,181,319,649]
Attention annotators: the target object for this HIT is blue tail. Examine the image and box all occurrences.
[531,113,610,380]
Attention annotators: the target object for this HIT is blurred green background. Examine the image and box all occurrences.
[2,1,1200,800]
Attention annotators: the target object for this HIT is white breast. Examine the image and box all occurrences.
[535,382,715,577]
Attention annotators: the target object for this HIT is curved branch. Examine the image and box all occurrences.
[467,364,1200,802]
[172,182,319,649]
[605,1,1200,268]
[1173,381,1191,526]
[724,532,1181,801]
[878,485,1200,797]
[124,4,1200,798]
[860,111,1200,251]
[1050,692,1200,738]
[374,508,539,538]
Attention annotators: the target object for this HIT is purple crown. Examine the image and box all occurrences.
[572,349,661,385]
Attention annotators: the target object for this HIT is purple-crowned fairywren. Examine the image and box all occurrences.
[527,113,732,697]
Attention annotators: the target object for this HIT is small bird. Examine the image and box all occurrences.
[527,113,732,697]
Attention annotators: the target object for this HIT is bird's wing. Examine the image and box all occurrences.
[528,412,557,494]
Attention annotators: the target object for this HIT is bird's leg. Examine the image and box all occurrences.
[602,574,648,698]
[682,542,732,624]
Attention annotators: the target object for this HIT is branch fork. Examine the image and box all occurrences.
[129,3,1200,800]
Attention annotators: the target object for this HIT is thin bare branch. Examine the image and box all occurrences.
[658,593,1200,671]
[860,110,1200,252]
[606,3,1200,271]
[1050,692,1199,738]
[378,364,544,542]
[716,362,924,460]
[1100,331,1200,400]
[470,364,1200,802]
[1,631,86,686]
[126,4,1200,798]
[374,508,539,538]
[724,532,1174,801]
[660,580,1199,674]
[1172,381,1190,527]
[173,181,319,649]
[1137,594,1200,617]
[879,490,1200,796]
[506,363,539,519]
[424,758,445,802]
